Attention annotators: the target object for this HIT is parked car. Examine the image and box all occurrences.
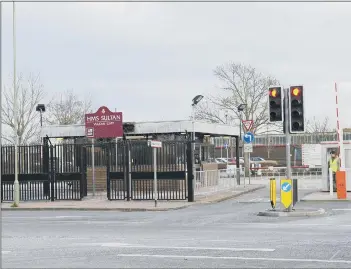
[250,156,278,166]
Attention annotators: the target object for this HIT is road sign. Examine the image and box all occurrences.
[242,120,253,132]
[224,143,228,149]
[148,140,162,148]
[243,132,255,143]
[244,143,253,153]
[85,106,123,139]
[280,179,292,209]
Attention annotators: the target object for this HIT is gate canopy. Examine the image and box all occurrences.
[40,120,240,139]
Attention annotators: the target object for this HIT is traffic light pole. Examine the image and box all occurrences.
[284,88,292,212]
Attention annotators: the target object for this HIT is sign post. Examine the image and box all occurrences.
[283,88,292,211]
[243,132,254,185]
[92,139,95,196]
[85,106,124,196]
[224,143,229,161]
[149,140,162,207]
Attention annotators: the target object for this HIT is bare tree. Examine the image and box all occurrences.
[194,63,282,134]
[305,116,334,143]
[195,63,281,175]
[1,73,45,145]
[46,90,92,125]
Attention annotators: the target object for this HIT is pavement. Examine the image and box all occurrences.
[2,186,351,268]
[1,185,265,211]
[301,191,351,202]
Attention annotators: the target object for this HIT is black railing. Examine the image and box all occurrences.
[1,144,86,202]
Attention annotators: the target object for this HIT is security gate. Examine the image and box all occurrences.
[107,140,190,201]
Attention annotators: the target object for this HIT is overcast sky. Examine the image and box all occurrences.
[1,1,351,128]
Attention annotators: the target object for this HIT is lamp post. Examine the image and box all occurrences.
[237,103,247,157]
[0,2,3,192]
[191,94,204,176]
[36,104,46,127]
[13,1,20,207]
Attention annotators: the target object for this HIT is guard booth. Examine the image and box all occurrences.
[320,141,351,191]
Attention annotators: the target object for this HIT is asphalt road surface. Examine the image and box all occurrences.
[2,188,351,268]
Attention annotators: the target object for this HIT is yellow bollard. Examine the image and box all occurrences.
[270,178,276,209]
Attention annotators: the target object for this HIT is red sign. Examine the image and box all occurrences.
[242,120,254,132]
[85,106,123,139]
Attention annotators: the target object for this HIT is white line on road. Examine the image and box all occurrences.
[99,243,275,252]
[332,208,351,211]
[217,222,351,228]
[116,254,351,264]
[330,250,341,260]
[2,251,11,254]
[2,216,94,219]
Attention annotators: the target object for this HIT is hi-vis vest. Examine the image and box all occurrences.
[329,158,339,173]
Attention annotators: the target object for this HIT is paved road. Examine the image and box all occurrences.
[2,188,351,268]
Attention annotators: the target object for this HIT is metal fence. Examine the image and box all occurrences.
[107,140,189,201]
[195,169,240,197]
[245,167,323,190]
[1,144,86,202]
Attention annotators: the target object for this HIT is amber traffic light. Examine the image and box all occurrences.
[289,85,305,133]
[268,87,283,122]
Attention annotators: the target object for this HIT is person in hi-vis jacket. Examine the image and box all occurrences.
[328,150,340,192]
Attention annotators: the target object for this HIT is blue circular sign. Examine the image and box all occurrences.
[281,182,292,192]
[243,132,255,144]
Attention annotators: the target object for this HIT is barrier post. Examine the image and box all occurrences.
[336,171,347,199]
[293,178,298,206]
[270,178,276,210]
[329,168,333,196]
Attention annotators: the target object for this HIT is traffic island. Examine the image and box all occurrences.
[257,208,326,217]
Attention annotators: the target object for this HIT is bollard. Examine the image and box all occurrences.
[270,178,276,210]
[293,178,298,207]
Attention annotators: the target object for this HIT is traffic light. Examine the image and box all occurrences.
[268,86,283,122]
[289,85,305,133]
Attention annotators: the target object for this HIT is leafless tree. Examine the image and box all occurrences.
[306,116,334,142]
[46,90,92,125]
[194,63,281,175]
[1,73,45,145]
[194,63,282,134]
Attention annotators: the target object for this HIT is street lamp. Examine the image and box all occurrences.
[12,1,20,207]
[237,103,247,157]
[191,95,204,144]
[36,104,46,127]
[191,94,204,182]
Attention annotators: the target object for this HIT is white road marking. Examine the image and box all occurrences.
[332,208,351,211]
[98,243,275,252]
[3,216,94,219]
[2,251,11,254]
[216,222,351,227]
[116,254,351,264]
[330,250,341,260]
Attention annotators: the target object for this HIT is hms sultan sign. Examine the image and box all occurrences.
[85,106,123,138]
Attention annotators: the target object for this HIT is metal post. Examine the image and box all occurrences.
[239,114,243,157]
[235,136,240,185]
[248,152,251,185]
[91,138,95,196]
[0,1,3,191]
[191,105,196,177]
[40,111,43,127]
[153,147,157,207]
[115,137,118,170]
[13,2,19,206]
[284,88,292,211]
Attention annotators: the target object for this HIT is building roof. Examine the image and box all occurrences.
[40,120,240,138]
